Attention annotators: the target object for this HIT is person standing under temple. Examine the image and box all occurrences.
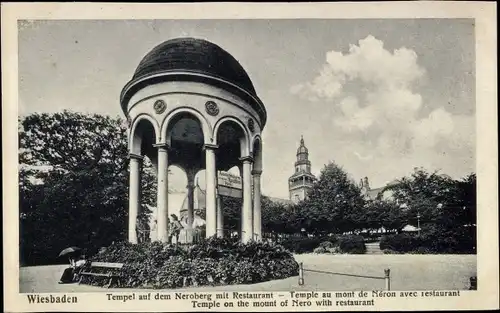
[168,214,183,244]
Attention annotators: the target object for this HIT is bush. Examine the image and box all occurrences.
[313,247,327,254]
[319,241,335,249]
[380,233,422,253]
[409,247,433,254]
[419,225,476,254]
[85,237,299,289]
[327,246,341,254]
[380,225,476,254]
[308,235,365,254]
[382,249,402,254]
[337,235,366,254]
[279,235,365,254]
[280,237,322,254]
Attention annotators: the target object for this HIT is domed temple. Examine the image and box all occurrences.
[120,38,266,244]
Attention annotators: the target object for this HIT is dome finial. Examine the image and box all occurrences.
[300,135,304,145]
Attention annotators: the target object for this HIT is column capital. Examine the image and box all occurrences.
[239,156,254,163]
[153,142,170,150]
[129,153,144,160]
[203,143,219,150]
[252,170,263,176]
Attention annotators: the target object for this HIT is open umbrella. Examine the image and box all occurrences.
[58,246,81,258]
[401,224,419,232]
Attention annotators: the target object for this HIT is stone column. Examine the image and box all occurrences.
[252,170,262,241]
[155,144,169,243]
[241,157,254,243]
[238,164,244,239]
[204,144,218,238]
[128,153,143,244]
[216,191,224,238]
[186,172,195,243]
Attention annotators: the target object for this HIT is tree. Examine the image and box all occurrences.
[388,168,476,253]
[455,173,476,227]
[261,197,293,234]
[19,111,156,265]
[220,195,242,233]
[300,162,366,234]
[220,195,299,237]
[358,199,408,233]
[389,168,457,227]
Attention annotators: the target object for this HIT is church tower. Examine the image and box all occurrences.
[289,136,315,203]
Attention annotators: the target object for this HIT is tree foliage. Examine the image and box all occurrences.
[220,195,242,232]
[19,111,156,265]
[262,197,300,234]
[255,163,475,254]
[389,168,476,228]
[298,162,366,234]
[220,195,302,236]
[383,168,476,253]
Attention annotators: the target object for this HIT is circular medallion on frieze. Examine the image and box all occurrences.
[247,118,255,132]
[153,99,167,114]
[205,101,219,116]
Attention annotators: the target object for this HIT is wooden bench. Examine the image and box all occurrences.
[78,262,124,288]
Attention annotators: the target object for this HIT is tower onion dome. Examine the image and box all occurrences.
[120,37,267,126]
[297,136,309,155]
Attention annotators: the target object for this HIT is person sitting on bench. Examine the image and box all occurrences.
[59,256,77,284]
[72,254,87,280]
[59,255,86,284]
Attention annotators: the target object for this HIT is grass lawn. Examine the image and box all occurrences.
[19,254,476,293]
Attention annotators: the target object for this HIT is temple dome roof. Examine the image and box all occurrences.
[120,37,266,125]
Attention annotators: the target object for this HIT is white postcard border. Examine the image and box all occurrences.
[2,2,498,312]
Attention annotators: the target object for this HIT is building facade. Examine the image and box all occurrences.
[289,136,315,203]
[360,177,399,201]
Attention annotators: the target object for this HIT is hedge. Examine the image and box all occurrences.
[338,235,366,254]
[380,233,422,253]
[82,237,299,289]
[281,234,365,254]
[380,227,476,254]
[280,237,323,254]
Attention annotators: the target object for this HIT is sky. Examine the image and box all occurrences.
[18,19,476,199]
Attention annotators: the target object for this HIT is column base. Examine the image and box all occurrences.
[216,229,224,238]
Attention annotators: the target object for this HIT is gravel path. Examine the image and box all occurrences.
[19,254,476,293]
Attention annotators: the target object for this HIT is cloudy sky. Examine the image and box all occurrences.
[18,19,475,199]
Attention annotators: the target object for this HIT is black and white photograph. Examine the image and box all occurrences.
[3,2,498,312]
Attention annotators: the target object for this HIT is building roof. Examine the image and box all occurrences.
[385,179,400,187]
[365,187,384,200]
[267,196,293,206]
[120,37,266,125]
[289,171,316,180]
[296,136,309,155]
